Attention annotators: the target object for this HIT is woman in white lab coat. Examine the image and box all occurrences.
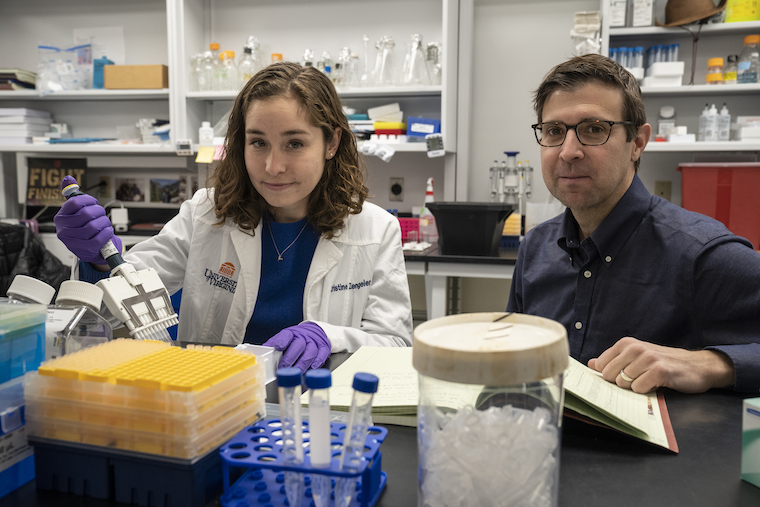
[55,62,413,371]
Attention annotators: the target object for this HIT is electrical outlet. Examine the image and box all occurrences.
[654,180,672,202]
[389,177,404,202]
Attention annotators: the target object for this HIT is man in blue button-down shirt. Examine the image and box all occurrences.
[507,54,760,394]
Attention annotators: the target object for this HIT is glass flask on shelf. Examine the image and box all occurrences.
[360,34,372,86]
[402,34,431,86]
[426,42,442,86]
[376,36,397,86]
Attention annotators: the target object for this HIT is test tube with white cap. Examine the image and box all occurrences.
[305,369,332,507]
[335,372,379,507]
[277,367,304,506]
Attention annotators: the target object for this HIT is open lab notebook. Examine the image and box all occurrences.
[309,346,678,452]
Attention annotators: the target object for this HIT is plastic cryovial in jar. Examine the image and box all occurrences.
[413,312,569,507]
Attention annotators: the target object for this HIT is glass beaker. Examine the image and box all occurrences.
[426,43,442,86]
[414,312,569,507]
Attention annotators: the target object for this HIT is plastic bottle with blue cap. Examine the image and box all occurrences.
[277,367,304,507]
[305,369,332,507]
[335,372,379,507]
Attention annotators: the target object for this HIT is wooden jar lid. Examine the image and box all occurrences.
[413,312,569,385]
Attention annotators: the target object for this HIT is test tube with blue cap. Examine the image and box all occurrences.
[305,369,332,507]
[277,367,305,506]
[335,372,379,507]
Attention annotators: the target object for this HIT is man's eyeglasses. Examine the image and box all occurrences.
[531,120,634,147]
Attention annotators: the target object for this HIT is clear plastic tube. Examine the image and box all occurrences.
[335,373,378,507]
[277,367,304,507]
[305,370,332,507]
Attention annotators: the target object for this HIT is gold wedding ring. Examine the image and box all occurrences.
[620,369,635,382]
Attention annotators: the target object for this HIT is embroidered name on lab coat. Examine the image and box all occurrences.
[331,280,371,292]
[204,268,237,293]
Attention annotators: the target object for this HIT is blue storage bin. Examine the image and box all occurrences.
[0,304,46,383]
[0,376,35,499]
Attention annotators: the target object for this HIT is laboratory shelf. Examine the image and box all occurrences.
[645,141,760,152]
[641,83,760,96]
[609,20,760,38]
[186,85,442,101]
[0,143,177,154]
[0,89,170,101]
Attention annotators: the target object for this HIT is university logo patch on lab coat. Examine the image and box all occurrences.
[204,262,238,293]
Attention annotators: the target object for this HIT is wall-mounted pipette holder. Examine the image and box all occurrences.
[219,419,388,507]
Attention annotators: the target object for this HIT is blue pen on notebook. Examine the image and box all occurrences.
[305,369,332,507]
[335,373,379,507]
[277,367,305,506]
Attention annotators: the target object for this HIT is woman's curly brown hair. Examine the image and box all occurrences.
[208,61,369,238]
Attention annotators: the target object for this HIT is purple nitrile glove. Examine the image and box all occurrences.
[53,194,123,265]
[263,322,331,373]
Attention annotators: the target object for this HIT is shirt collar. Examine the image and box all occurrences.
[556,174,651,267]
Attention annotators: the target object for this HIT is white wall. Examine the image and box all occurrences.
[467,0,599,204]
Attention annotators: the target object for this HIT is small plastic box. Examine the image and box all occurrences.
[406,116,441,138]
[0,377,35,499]
[742,398,760,488]
[24,339,267,459]
[0,303,47,383]
[233,344,281,385]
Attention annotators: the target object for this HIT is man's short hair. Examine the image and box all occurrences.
[533,54,647,171]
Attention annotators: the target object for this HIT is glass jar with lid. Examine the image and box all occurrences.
[414,312,569,507]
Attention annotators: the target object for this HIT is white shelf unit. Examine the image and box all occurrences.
[171,0,461,200]
[600,1,760,207]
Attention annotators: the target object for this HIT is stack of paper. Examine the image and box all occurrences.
[0,68,36,90]
[0,108,52,145]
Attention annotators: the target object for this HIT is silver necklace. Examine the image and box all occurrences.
[267,217,309,261]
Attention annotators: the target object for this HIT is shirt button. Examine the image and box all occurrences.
[584,270,592,278]
[605,256,612,263]
[575,321,582,330]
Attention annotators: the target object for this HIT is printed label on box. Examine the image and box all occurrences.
[411,122,436,134]
[0,427,32,473]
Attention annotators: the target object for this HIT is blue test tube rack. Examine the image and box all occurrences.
[219,419,388,507]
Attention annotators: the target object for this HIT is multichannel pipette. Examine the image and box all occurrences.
[336,372,379,507]
[277,367,305,507]
[60,175,177,343]
[305,369,332,507]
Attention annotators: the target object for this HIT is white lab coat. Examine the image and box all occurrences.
[123,189,413,352]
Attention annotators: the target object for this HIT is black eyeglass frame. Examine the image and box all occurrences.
[531,120,635,147]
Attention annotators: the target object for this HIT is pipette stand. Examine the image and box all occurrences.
[219,419,388,507]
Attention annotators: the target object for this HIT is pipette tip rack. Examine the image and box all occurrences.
[219,420,388,507]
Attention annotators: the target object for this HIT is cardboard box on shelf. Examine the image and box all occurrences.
[104,65,169,90]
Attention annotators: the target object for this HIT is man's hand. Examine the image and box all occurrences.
[587,337,735,394]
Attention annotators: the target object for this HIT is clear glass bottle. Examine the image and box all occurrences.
[237,47,256,87]
[658,106,677,139]
[737,34,760,84]
[302,48,315,68]
[4,275,55,305]
[214,50,237,91]
[199,51,215,92]
[706,57,724,85]
[724,54,739,84]
[47,281,112,360]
